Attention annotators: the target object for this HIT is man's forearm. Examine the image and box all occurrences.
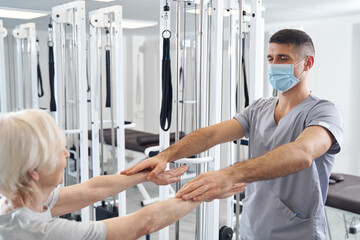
[159,127,212,162]
[226,141,312,184]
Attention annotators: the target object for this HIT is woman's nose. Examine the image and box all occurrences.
[65,149,70,158]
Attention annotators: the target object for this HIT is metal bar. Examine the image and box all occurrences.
[175,2,181,240]
[0,20,7,112]
[235,1,243,238]
[159,1,171,239]
[175,156,213,164]
[196,1,205,239]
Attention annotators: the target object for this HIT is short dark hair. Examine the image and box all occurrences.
[269,29,315,57]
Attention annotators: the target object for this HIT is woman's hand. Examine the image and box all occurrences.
[150,165,189,185]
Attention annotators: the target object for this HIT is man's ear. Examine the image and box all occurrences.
[28,169,40,181]
[304,55,314,71]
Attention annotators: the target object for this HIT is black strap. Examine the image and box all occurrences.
[235,38,249,109]
[49,44,56,111]
[105,49,111,108]
[37,53,44,97]
[242,58,249,108]
[242,38,249,108]
[160,36,172,131]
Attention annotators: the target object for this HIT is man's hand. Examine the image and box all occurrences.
[176,169,238,202]
[211,183,246,201]
[151,165,189,185]
[121,155,168,181]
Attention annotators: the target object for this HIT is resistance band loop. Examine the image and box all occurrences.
[105,48,111,108]
[48,23,57,111]
[160,32,173,131]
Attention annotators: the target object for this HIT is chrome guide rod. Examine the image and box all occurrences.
[196,0,205,239]
[175,2,181,239]
[109,16,116,168]
[236,0,243,240]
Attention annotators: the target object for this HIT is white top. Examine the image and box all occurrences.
[0,188,106,240]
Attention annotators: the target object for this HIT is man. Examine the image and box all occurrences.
[123,29,343,240]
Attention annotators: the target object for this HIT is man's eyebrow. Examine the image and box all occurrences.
[276,54,291,58]
[267,54,291,59]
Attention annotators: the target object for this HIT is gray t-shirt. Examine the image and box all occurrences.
[0,188,106,240]
[234,93,343,240]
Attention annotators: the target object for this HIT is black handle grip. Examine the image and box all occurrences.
[49,46,56,112]
[105,50,111,108]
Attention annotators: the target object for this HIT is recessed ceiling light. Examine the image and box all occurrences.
[122,19,158,29]
[93,0,116,2]
[0,7,49,20]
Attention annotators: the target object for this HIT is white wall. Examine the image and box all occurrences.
[266,14,360,175]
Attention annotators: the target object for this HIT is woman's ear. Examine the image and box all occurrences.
[28,169,40,181]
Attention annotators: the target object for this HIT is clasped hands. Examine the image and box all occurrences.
[122,156,246,202]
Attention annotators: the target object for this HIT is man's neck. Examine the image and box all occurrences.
[274,80,310,125]
[278,82,310,111]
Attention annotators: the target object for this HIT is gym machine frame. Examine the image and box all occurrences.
[12,22,38,110]
[147,0,223,239]
[225,0,264,239]
[0,20,7,112]
[51,0,89,222]
[89,5,126,217]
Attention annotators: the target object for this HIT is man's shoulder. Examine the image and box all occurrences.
[307,93,340,112]
[249,97,277,108]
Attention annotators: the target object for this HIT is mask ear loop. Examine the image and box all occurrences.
[294,56,308,80]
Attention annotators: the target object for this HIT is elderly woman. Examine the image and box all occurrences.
[0,109,244,240]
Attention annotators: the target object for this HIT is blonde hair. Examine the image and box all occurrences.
[0,109,66,199]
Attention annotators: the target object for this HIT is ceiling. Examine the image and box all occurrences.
[0,0,359,34]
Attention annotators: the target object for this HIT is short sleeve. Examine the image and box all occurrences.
[305,100,343,154]
[45,188,60,209]
[234,98,267,138]
[45,218,107,240]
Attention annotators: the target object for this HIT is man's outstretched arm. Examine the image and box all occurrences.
[122,118,244,180]
[177,125,334,201]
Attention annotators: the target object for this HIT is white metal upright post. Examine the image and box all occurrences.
[159,1,171,239]
[206,0,223,239]
[0,20,7,112]
[89,5,126,217]
[227,7,239,228]
[52,1,89,222]
[12,23,38,110]
[249,0,264,101]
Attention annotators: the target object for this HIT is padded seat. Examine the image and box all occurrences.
[325,173,360,214]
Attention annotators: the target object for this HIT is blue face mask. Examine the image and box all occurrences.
[268,60,305,92]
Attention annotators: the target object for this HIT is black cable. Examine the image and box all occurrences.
[37,40,44,97]
[48,24,56,111]
[160,34,172,131]
[242,38,249,108]
[235,37,249,109]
